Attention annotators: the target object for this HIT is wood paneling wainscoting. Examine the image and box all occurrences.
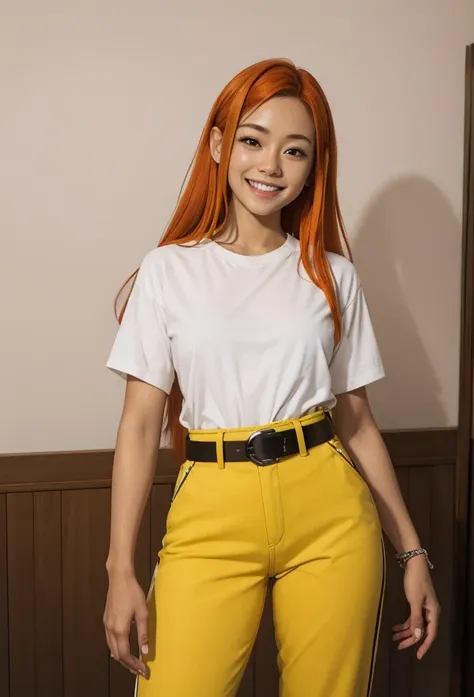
[0,429,457,697]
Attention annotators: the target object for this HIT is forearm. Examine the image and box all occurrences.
[340,422,421,554]
[106,416,160,574]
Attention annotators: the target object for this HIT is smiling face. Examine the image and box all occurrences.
[210,95,316,222]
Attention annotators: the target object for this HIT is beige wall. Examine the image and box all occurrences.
[2,1,473,453]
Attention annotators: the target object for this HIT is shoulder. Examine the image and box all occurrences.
[135,245,177,298]
[140,240,193,265]
[140,240,210,271]
[326,252,361,310]
[136,240,212,294]
[136,246,168,290]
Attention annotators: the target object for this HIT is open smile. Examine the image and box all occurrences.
[246,179,285,198]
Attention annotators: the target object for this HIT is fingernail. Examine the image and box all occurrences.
[415,628,423,640]
[139,669,148,679]
[141,644,149,655]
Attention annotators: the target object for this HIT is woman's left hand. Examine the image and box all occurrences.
[392,556,440,660]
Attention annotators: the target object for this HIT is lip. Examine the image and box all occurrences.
[246,178,285,198]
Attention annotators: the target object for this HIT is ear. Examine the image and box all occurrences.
[209,126,223,164]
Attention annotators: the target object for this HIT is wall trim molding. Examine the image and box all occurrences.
[0,427,458,494]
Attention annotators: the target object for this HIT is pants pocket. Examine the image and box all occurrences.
[326,438,378,515]
[171,461,196,503]
[327,438,358,471]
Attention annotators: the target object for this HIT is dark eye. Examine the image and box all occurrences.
[239,137,261,147]
[286,148,307,158]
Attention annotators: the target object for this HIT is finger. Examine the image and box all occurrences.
[417,626,437,660]
[104,627,113,656]
[116,658,137,675]
[135,611,149,657]
[106,629,120,664]
[392,628,412,642]
[116,633,148,678]
[409,608,425,646]
[105,624,139,676]
[397,633,418,651]
[392,619,411,632]
[417,609,440,660]
[109,636,137,676]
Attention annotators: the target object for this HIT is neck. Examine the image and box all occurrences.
[215,198,286,255]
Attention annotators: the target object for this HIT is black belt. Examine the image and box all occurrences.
[185,415,335,466]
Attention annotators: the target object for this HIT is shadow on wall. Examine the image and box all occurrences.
[352,176,461,430]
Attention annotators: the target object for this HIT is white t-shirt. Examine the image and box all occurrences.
[106,234,384,430]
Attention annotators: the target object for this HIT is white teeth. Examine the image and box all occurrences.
[248,180,281,192]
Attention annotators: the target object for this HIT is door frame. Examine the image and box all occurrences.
[456,42,474,697]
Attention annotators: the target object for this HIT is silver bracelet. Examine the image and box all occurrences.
[396,548,434,570]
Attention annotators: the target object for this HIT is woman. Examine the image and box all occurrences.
[103,58,439,697]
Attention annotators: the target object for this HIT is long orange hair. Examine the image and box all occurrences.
[115,58,352,460]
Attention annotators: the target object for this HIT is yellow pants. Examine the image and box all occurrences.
[137,411,385,697]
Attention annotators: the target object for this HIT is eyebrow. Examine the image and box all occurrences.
[237,122,313,145]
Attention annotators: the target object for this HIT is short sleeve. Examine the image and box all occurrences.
[106,252,175,393]
[329,284,385,395]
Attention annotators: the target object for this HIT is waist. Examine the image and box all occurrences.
[186,410,334,467]
[187,410,325,439]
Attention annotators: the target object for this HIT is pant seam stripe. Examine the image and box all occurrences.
[366,536,386,697]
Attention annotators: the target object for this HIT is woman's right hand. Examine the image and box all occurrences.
[103,570,149,679]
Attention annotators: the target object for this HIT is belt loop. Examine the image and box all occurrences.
[216,431,225,469]
[291,419,308,457]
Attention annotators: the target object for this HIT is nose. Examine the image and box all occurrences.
[258,151,283,178]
